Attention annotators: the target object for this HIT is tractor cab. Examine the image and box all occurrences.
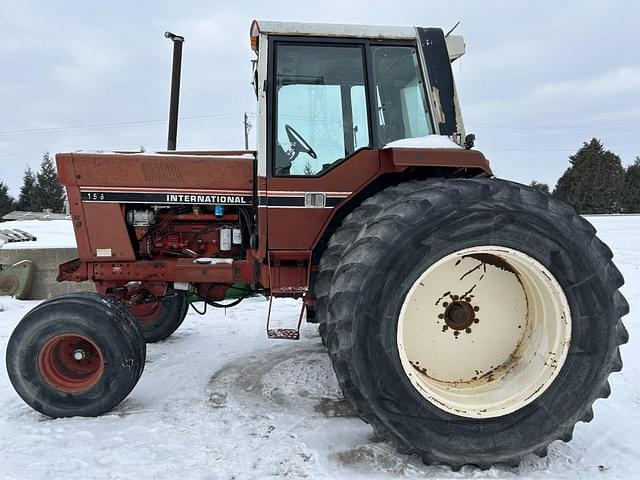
[250,20,467,179]
[247,21,481,254]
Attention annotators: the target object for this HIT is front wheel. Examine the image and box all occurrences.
[6,292,146,418]
[319,178,629,468]
[126,289,189,343]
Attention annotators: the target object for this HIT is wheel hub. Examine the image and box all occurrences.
[73,348,87,361]
[443,300,475,330]
[37,334,104,394]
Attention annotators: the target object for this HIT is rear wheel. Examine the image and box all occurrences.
[316,203,383,345]
[318,178,628,468]
[6,292,146,418]
[126,289,189,343]
[397,245,571,418]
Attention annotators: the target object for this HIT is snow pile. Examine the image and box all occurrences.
[0,220,76,250]
[0,216,637,479]
[383,134,462,150]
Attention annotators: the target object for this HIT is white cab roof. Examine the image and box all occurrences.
[251,20,465,60]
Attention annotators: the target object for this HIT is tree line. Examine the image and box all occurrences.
[0,153,65,217]
[530,138,639,214]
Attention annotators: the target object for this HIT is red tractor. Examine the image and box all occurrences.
[6,21,628,469]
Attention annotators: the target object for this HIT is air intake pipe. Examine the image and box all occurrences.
[165,31,184,150]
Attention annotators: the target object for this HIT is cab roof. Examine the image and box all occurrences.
[250,20,465,61]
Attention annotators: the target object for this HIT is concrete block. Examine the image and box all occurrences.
[0,248,95,300]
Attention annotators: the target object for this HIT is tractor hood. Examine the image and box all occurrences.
[56,150,256,206]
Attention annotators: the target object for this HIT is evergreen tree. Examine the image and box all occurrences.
[553,138,625,214]
[529,181,550,194]
[303,159,314,176]
[0,181,16,218]
[32,153,65,213]
[622,158,640,213]
[17,167,36,211]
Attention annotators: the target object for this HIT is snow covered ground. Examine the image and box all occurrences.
[0,216,637,480]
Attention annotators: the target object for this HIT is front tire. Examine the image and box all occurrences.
[318,178,628,468]
[127,289,189,343]
[6,292,146,418]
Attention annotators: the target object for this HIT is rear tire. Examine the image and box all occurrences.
[6,292,146,418]
[316,202,386,345]
[317,178,628,468]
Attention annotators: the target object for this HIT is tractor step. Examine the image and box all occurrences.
[265,296,305,340]
[267,328,300,340]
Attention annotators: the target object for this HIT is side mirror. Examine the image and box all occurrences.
[464,133,476,150]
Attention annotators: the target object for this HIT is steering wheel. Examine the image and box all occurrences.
[284,124,317,160]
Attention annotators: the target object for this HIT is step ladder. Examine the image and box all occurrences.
[266,296,305,340]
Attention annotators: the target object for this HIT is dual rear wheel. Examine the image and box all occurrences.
[316,177,628,468]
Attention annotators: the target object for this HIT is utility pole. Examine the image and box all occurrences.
[243,113,252,150]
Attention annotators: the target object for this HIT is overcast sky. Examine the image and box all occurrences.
[1,1,638,197]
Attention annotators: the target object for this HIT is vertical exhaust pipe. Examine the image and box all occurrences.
[165,31,184,151]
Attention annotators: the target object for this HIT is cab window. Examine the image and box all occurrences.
[371,46,432,145]
[273,44,369,176]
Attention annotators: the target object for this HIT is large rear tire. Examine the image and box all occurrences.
[315,202,384,345]
[6,292,146,418]
[317,178,628,468]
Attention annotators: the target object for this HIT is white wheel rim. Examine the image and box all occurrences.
[397,246,571,419]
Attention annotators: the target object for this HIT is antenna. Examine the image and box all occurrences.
[445,21,461,37]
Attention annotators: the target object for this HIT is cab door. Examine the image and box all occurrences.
[265,40,378,250]
[264,37,436,252]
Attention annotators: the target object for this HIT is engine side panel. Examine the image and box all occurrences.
[84,203,135,261]
[57,152,256,263]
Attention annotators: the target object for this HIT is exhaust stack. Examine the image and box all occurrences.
[165,31,184,151]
